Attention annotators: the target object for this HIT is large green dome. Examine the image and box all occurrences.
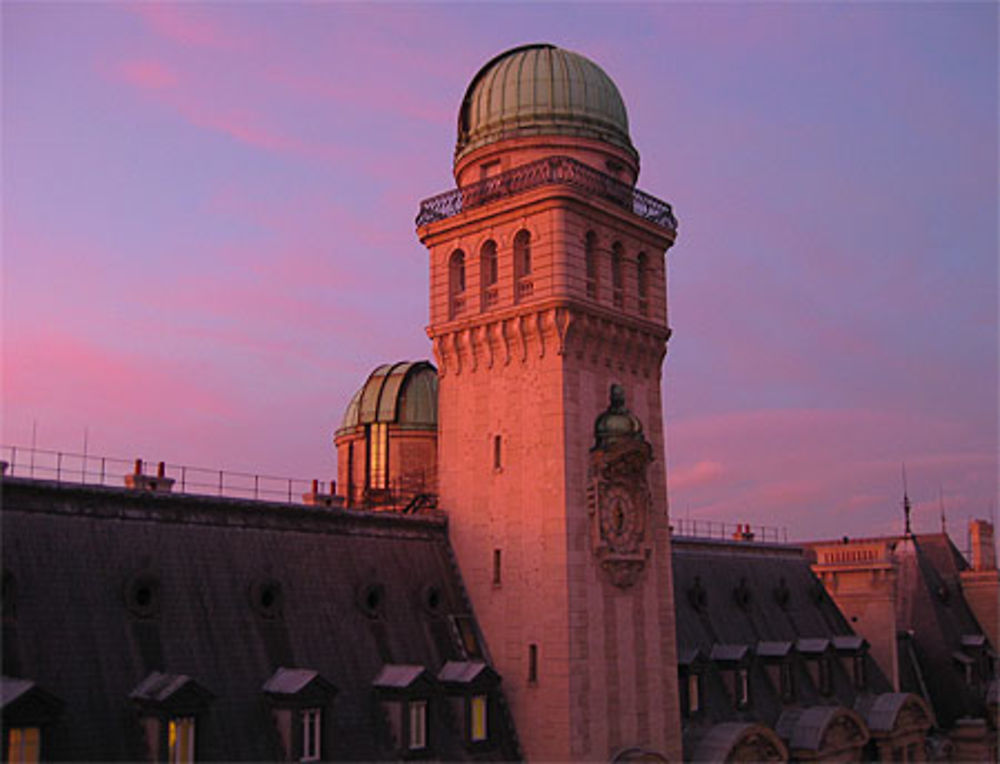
[456,44,635,162]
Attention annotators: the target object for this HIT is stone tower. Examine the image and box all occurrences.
[416,44,681,761]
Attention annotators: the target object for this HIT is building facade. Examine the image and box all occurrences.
[416,44,682,761]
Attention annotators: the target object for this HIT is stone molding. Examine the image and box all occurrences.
[429,301,668,378]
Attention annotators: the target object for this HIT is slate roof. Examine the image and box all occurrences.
[1,477,519,760]
[672,536,893,759]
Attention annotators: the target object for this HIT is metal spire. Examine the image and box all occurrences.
[902,463,912,537]
[939,485,947,534]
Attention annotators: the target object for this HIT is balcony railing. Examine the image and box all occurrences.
[416,156,678,232]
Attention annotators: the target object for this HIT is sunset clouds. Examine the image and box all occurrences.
[3,3,996,541]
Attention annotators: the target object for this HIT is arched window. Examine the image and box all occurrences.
[637,251,648,315]
[449,249,466,318]
[480,240,498,309]
[611,242,624,308]
[514,229,532,301]
[585,231,598,299]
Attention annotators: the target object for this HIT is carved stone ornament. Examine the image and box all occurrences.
[587,384,653,588]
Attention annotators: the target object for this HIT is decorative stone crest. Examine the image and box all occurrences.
[587,384,653,588]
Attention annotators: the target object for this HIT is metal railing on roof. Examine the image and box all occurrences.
[0,444,325,505]
[415,155,678,231]
[672,517,789,544]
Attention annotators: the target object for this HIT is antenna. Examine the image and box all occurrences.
[902,463,912,537]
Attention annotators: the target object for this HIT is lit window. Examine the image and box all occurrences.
[168,717,195,764]
[470,694,488,742]
[687,673,700,714]
[611,242,624,308]
[585,231,598,299]
[7,728,40,764]
[408,700,427,750]
[367,423,388,490]
[301,708,321,761]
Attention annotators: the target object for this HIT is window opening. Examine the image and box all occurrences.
[492,549,502,586]
[585,231,598,299]
[780,661,794,701]
[470,694,488,742]
[449,249,466,318]
[492,435,502,470]
[168,717,195,764]
[637,252,649,315]
[301,708,321,761]
[367,423,388,490]
[408,700,427,750]
[611,242,624,308]
[735,667,750,707]
[7,728,40,764]
[514,230,532,301]
[688,672,700,714]
[853,654,866,690]
[480,240,498,309]
[818,657,832,695]
[528,643,538,683]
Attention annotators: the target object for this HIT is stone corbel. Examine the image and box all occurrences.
[534,310,546,359]
[450,331,462,376]
[501,319,512,366]
[482,324,495,370]
[466,327,478,373]
[432,335,447,378]
[554,307,572,357]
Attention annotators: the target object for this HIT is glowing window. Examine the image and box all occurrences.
[367,423,388,490]
[408,700,427,750]
[168,717,195,764]
[302,708,321,761]
[470,694,488,742]
[7,728,40,764]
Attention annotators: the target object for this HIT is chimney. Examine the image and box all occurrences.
[969,520,996,571]
[302,478,344,509]
[124,458,175,493]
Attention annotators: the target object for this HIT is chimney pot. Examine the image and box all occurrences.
[157,461,165,478]
[134,458,143,476]
[311,479,319,494]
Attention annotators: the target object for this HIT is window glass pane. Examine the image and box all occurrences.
[471,695,488,742]
[8,728,40,764]
[169,717,195,764]
[302,708,321,761]
[688,673,699,713]
[408,700,427,750]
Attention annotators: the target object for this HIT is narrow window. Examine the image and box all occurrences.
[611,242,624,308]
[818,657,832,695]
[168,717,195,764]
[7,728,40,764]
[514,230,532,301]
[408,700,427,750]
[585,231,598,299]
[853,654,866,690]
[470,694,488,742]
[492,549,502,586]
[367,423,388,490]
[780,661,794,701]
[688,673,700,714]
[301,708,321,761]
[528,643,538,683]
[492,435,502,470]
[480,240,498,309]
[449,249,466,318]
[347,442,355,507]
[637,252,649,315]
[736,667,750,707]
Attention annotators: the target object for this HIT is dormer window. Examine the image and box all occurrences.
[758,641,794,704]
[7,727,40,764]
[1,678,62,764]
[408,700,428,750]
[130,672,213,764]
[437,661,500,749]
[710,643,750,709]
[262,667,336,763]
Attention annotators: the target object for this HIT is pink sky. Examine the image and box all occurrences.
[3,3,996,544]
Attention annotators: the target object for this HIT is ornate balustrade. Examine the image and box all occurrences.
[416,156,678,232]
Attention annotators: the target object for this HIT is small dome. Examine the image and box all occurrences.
[593,384,644,450]
[456,44,634,162]
[337,361,438,434]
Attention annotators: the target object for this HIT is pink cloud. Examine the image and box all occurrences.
[117,59,178,90]
[669,460,725,491]
[129,4,244,49]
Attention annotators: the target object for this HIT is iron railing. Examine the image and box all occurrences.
[672,518,789,544]
[416,156,678,231]
[0,445,327,505]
